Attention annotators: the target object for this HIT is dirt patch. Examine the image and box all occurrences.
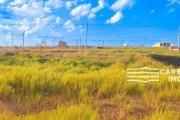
[0,101,11,113]
[95,97,153,120]
[100,103,121,120]
[126,97,153,119]
[10,95,62,115]
[98,102,152,120]
[169,102,180,112]
[93,98,122,120]
[128,107,152,119]
[43,52,80,57]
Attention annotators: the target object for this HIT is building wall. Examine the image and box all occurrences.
[153,43,161,47]
[58,41,67,47]
[162,43,171,47]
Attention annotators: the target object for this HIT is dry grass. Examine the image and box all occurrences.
[0,47,180,119]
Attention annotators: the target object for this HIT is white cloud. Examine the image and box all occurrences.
[34,16,55,32]
[44,7,52,13]
[8,2,48,17]
[4,1,62,34]
[37,16,55,26]
[0,24,10,30]
[14,16,56,34]
[56,17,61,24]
[88,0,105,19]
[88,13,96,19]
[63,20,75,32]
[45,0,63,9]
[17,18,30,31]
[0,0,6,4]
[29,16,55,34]
[110,0,134,11]
[80,29,85,32]
[167,0,180,6]
[106,11,123,24]
[78,25,85,32]
[91,0,105,13]
[151,10,154,13]
[51,31,63,37]
[10,0,27,5]
[168,8,175,12]
[65,0,77,9]
[70,4,91,19]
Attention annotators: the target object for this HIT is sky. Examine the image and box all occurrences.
[0,0,180,46]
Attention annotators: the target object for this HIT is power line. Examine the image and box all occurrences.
[0,22,179,47]
[0,23,179,27]
[88,34,177,38]
[89,24,180,28]
[0,31,176,40]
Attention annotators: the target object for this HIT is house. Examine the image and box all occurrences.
[153,42,171,47]
[58,41,67,47]
[169,46,180,50]
[124,43,130,47]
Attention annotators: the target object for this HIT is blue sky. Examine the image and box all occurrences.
[0,0,180,46]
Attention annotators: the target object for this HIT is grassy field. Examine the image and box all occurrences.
[0,47,180,120]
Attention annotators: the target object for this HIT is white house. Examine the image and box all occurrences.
[153,42,171,47]
[124,43,130,47]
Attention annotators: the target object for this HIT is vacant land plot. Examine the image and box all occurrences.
[0,47,180,120]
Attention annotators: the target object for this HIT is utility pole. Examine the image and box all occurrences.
[45,39,47,46]
[2,33,4,47]
[76,39,78,47]
[54,39,55,47]
[79,37,81,50]
[143,38,145,49]
[178,26,180,53]
[37,39,38,46]
[85,23,88,52]
[122,40,124,46]
[22,31,25,48]
[12,33,13,48]
[36,34,39,46]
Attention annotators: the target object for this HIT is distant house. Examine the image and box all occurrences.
[124,43,130,47]
[58,41,67,47]
[153,42,171,47]
[169,46,180,50]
